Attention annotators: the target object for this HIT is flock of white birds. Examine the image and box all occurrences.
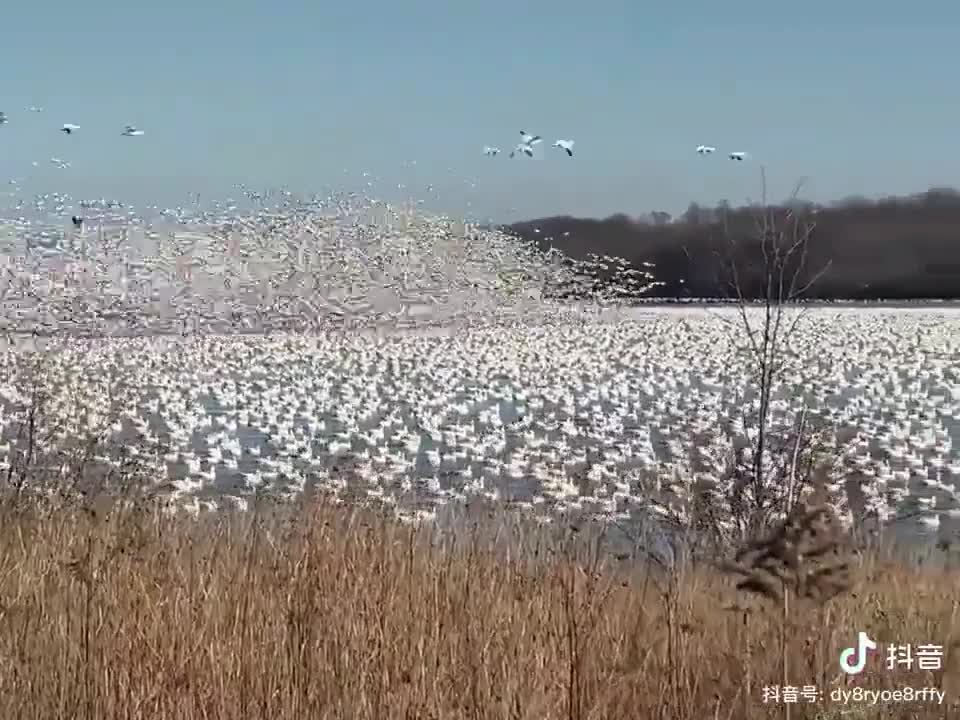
[0,108,957,555]
[0,301,957,547]
[0,106,143,173]
[696,145,749,161]
[483,131,577,160]
[480,132,749,162]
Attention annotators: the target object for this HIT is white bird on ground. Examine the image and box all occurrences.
[728,151,748,161]
[61,123,80,134]
[122,125,145,137]
[553,139,575,157]
[696,145,716,154]
[483,146,500,156]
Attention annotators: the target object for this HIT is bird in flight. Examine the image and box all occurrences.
[483,146,500,156]
[696,145,716,154]
[553,139,575,157]
[29,106,43,113]
[61,123,80,134]
[50,157,71,169]
[0,112,7,125]
[519,130,542,147]
[510,130,543,158]
[728,151,748,161]
[509,143,535,159]
[122,125,145,137]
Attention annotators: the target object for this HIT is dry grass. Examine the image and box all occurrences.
[0,496,956,720]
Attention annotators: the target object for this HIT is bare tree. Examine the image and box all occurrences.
[717,168,834,541]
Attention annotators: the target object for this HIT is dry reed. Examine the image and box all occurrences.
[0,495,956,720]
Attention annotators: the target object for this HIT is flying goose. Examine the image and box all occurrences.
[553,139,575,157]
[520,130,542,146]
[728,151,748,161]
[483,146,500,156]
[696,145,716,154]
[509,143,535,159]
[61,123,80,134]
[122,125,145,137]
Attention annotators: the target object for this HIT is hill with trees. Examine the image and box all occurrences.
[504,188,960,300]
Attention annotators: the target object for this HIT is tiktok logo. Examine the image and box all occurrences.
[839,631,877,674]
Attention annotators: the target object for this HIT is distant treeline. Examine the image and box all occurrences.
[504,188,960,300]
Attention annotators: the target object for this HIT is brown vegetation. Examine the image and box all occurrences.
[507,187,960,300]
[0,496,957,720]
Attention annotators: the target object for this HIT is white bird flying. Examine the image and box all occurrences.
[728,151,748,161]
[122,125,145,137]
[29,106,43,113]
[510,130,543,158]
[483,146,500,156]
[61,123,80,134]
[50,157,70,169]
[696,145,716,154]
[509,143,535,159]
[0,112,7,125]
[553,139,575,157]
[520,130,542,147]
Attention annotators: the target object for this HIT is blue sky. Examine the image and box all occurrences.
[2,0,958,222]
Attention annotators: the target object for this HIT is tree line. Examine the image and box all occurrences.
[504,188,960,300]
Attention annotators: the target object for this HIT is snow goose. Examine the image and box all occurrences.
[519,130,542,146]
[509,143,535,159]
[61,123,80,134]
[553,139,575,157]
